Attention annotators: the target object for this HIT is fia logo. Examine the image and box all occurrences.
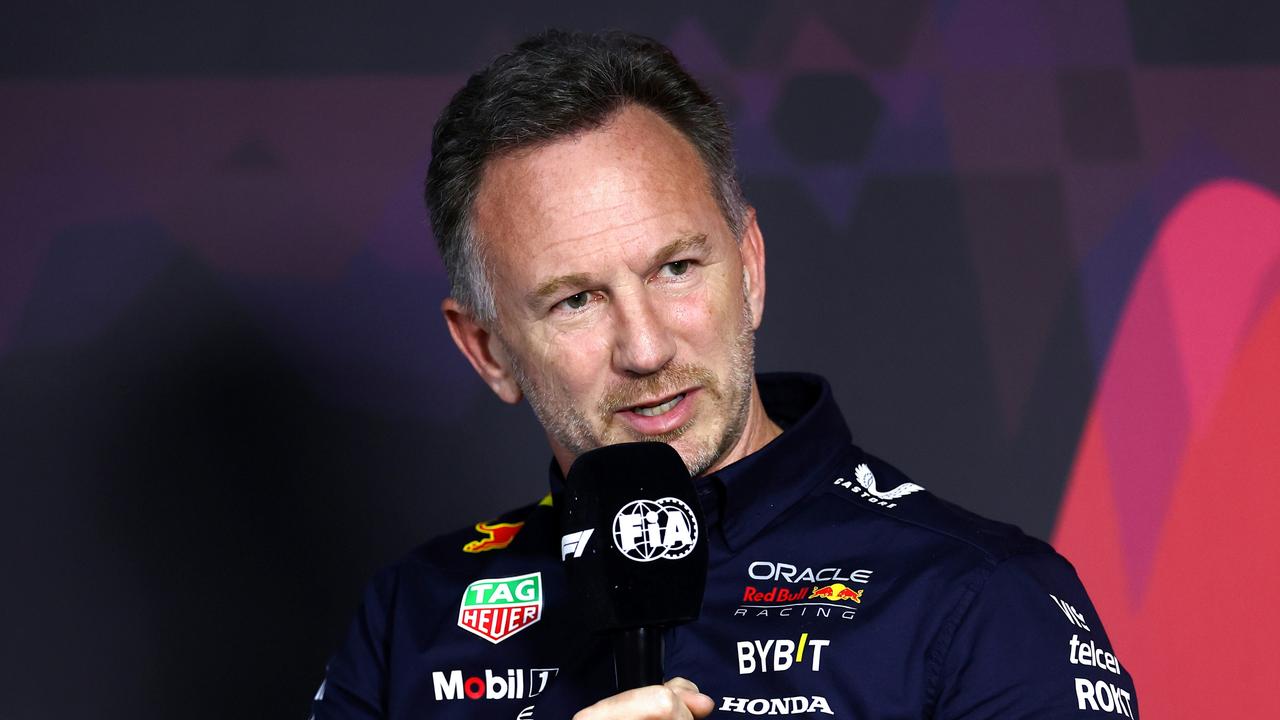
[611,497,698,562]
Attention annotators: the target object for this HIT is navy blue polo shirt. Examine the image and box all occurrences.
[312,373,1138,719]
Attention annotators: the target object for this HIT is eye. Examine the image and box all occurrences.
[556,291,591,312]
[660,260,691,277]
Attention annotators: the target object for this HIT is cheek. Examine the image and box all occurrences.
[531,325,614,393]
[667,282,738,350]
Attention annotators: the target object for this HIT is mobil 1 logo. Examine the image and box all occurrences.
[432,667,558,702]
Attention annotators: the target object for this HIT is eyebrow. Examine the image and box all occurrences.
[527,272,595,308]
[653,233,708,266]
[525,233,709,309]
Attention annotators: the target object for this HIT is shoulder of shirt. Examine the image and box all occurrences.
[384,493,559,581]
[816,446,1057,565]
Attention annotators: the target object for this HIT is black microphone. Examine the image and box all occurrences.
[559,442,709,691]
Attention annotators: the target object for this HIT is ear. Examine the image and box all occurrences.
[442,298,524,404]
[738,207,767,330]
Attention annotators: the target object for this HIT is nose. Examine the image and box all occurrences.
[611,289,676,376]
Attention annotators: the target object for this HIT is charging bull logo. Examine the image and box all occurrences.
[810,583,863,603]
[463,521,524,553]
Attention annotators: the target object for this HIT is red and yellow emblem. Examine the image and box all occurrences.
[462,521,524,553]
[809,583,864,602]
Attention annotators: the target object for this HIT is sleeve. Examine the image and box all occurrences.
[933,552,1139,720]
[309,567,398,720]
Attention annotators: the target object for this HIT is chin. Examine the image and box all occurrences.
[667,430,728,476]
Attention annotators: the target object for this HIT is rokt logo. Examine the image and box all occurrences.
[457,572,542,643]
[612,497,698,562]
[736,632,830,674]
[462,521,523,553]
[431,668,558,701]
[719,695,834,715]
[1075,678,1135,718]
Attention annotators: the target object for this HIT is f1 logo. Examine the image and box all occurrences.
[560,529,594,560]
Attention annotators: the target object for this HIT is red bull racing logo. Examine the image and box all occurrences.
[462,521,524,553]
[809,583,863,602]
[735,561,873,621]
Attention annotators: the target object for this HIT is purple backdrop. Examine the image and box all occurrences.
[2,1,1278,717]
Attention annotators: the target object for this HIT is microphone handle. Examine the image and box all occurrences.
[613,627,665,690]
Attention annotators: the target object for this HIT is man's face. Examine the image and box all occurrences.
[466,105,766,475]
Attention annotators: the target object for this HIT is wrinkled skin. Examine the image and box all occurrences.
[444,104,779,478]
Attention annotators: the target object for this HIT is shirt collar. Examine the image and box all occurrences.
[708,372,852,551]
[547,372,852,552]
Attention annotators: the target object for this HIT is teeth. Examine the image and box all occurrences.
[632,394,684,417]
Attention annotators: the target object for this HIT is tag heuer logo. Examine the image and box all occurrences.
[457,572,543,643]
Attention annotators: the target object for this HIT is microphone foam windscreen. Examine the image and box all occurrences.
[559,442,709,633]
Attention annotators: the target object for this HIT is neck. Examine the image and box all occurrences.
[700,376,781,476]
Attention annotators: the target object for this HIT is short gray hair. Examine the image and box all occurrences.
[425,29,746,325]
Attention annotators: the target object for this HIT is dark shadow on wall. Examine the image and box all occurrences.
[0,221,542,719]
[750,172,1096,540]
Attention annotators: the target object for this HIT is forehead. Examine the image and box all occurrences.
[471,105,725,289]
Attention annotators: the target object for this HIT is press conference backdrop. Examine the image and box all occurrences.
[2,1,1277,717]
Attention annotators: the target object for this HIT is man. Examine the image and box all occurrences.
[312,30,1138,719]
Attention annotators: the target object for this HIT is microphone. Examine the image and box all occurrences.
[559,442,709,691]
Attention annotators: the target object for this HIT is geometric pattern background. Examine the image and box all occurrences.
[2,2,1277,717]
[1054,179,1280,718]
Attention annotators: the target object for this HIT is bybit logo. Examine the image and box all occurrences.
[736,633,830,674]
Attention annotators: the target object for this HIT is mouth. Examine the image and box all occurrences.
[615,387,700,435]
[629,392,687,417]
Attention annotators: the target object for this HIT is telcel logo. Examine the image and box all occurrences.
[611,497,698,562]
[431,668,558,701]
[737,633,830,674]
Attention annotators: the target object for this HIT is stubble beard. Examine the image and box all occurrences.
[508,298,757,477]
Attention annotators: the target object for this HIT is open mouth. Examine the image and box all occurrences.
[630,393,686,417]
